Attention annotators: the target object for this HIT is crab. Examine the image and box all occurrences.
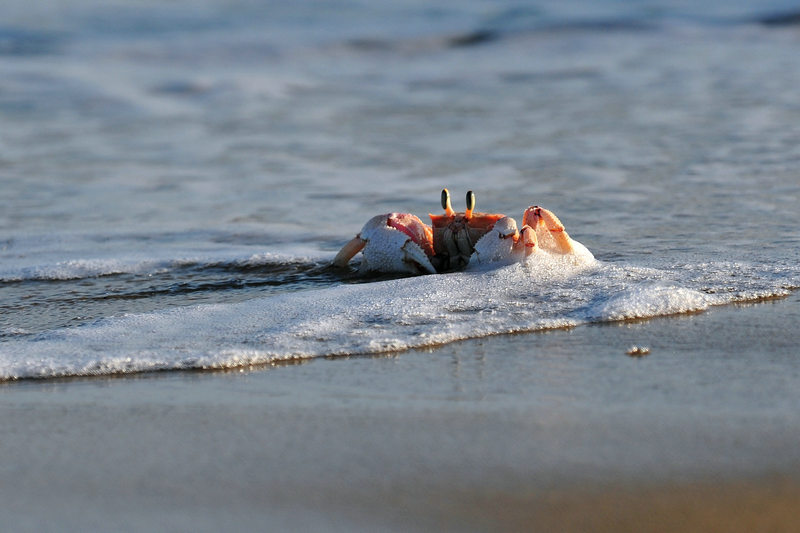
[332,189,588,274]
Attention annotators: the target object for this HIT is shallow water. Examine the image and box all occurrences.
[2,0,800,379]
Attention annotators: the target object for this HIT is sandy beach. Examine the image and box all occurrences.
[3,292,799,532]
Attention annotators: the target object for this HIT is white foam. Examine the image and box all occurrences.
[587,285,715,321]
[2,250,795,381]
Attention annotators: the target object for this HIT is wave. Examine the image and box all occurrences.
[339,6,799,56]
[1,251,796,381]
[0,228,330,283]
[0,252,324,283]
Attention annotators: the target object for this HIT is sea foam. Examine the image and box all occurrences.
[1,250,795,380]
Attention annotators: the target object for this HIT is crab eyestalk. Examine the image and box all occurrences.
[465,190,475,219]
[441,188,455,217]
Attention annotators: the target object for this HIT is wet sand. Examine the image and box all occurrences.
[2,292,799,532]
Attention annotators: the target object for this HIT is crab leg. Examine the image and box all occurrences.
[333,236,367,267]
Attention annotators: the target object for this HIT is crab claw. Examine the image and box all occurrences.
[470,216,530,265]
[523,205,575,254]
[332,213,436,274]
[522,206,595,261]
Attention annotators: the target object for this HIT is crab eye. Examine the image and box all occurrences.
[441,188,451,210]
[441,188,456,216]
[465,190,475,211]
[465,190,475,218]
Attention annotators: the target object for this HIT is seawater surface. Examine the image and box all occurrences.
[2,0,800,379]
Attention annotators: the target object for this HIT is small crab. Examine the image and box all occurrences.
[332,189,587,274]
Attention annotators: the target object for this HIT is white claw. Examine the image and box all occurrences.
[351,214,436,274]
[470,217,523,265]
